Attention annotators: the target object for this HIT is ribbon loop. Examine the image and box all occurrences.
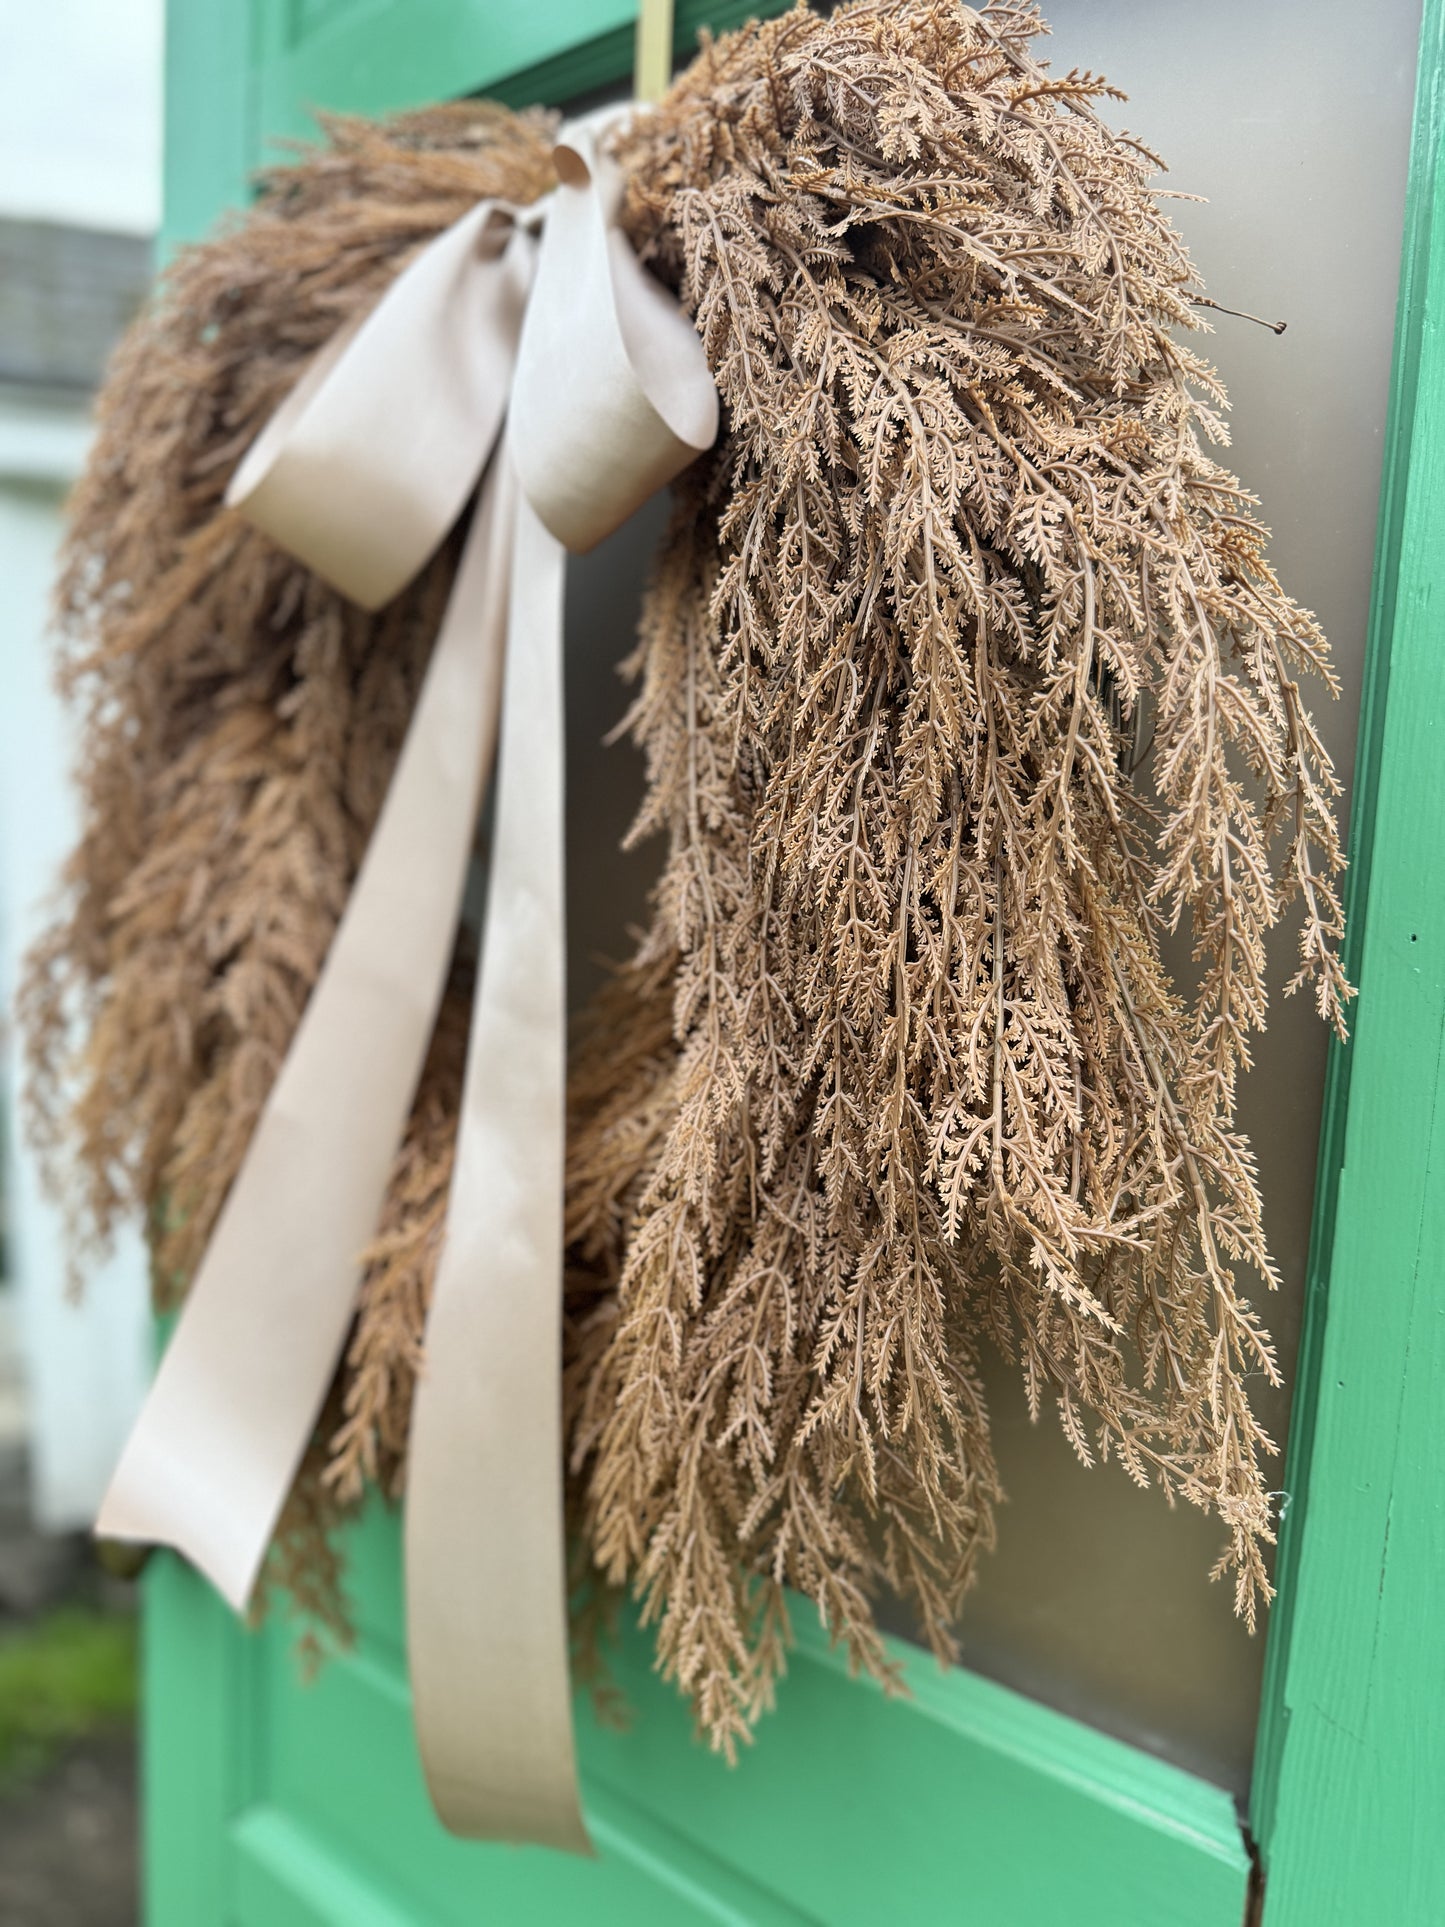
[96,107,718,1857]
[227,206,532,609]
[511,119,718,554]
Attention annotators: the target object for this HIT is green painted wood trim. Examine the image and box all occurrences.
[336,1495,1250,1918]
[161,0,255,253]
[157,1504,1248,1927]
[583,1621,1249,1926]
[143,1552,250,1925]
[250,0,785,153]
[164,0,789,241]
[328,1503,1248,1919]
[489,0,778,116]
[229,1808,423,1927]
[1250,0,1445,1917]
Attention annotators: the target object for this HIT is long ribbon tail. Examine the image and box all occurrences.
[399,111,718,1853]
[94,465,513,1610]
[405,451,589,1853]
[98,109,716,1858]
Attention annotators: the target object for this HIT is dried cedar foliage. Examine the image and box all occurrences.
[559,1,1349,1750]
[24,2,1349,1753]
[22,102,559,1613]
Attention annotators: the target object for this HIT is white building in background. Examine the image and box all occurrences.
[0,0,163,1527]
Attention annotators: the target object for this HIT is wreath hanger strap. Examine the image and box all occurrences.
[93,108,718,1855]
[634,0,676,104]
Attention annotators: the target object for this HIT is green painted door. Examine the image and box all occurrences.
[146,2,1445,1922]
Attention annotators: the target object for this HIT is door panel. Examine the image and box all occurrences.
[146,0,1439,1918]
[237,0,1423,1802]
[251,0,780,149]
[147,1506,1249,1927]
[145,479,1253,1919]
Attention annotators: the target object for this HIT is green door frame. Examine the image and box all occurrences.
[1249,1,1445,1918]
[148,3,1445,1921]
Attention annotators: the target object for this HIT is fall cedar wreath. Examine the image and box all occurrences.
[25,0,1349,1752]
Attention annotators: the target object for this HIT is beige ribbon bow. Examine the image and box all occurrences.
[93,109,718,1855]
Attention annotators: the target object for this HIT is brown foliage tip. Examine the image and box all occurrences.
[24,3,1350,1752]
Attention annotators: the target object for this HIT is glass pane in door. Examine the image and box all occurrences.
[558,0,1421,1798]
[920,0,1421,1796]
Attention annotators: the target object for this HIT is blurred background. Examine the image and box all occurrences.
[0,2,161,1919]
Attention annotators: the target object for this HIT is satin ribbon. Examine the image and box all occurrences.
[94,109,718,1855]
